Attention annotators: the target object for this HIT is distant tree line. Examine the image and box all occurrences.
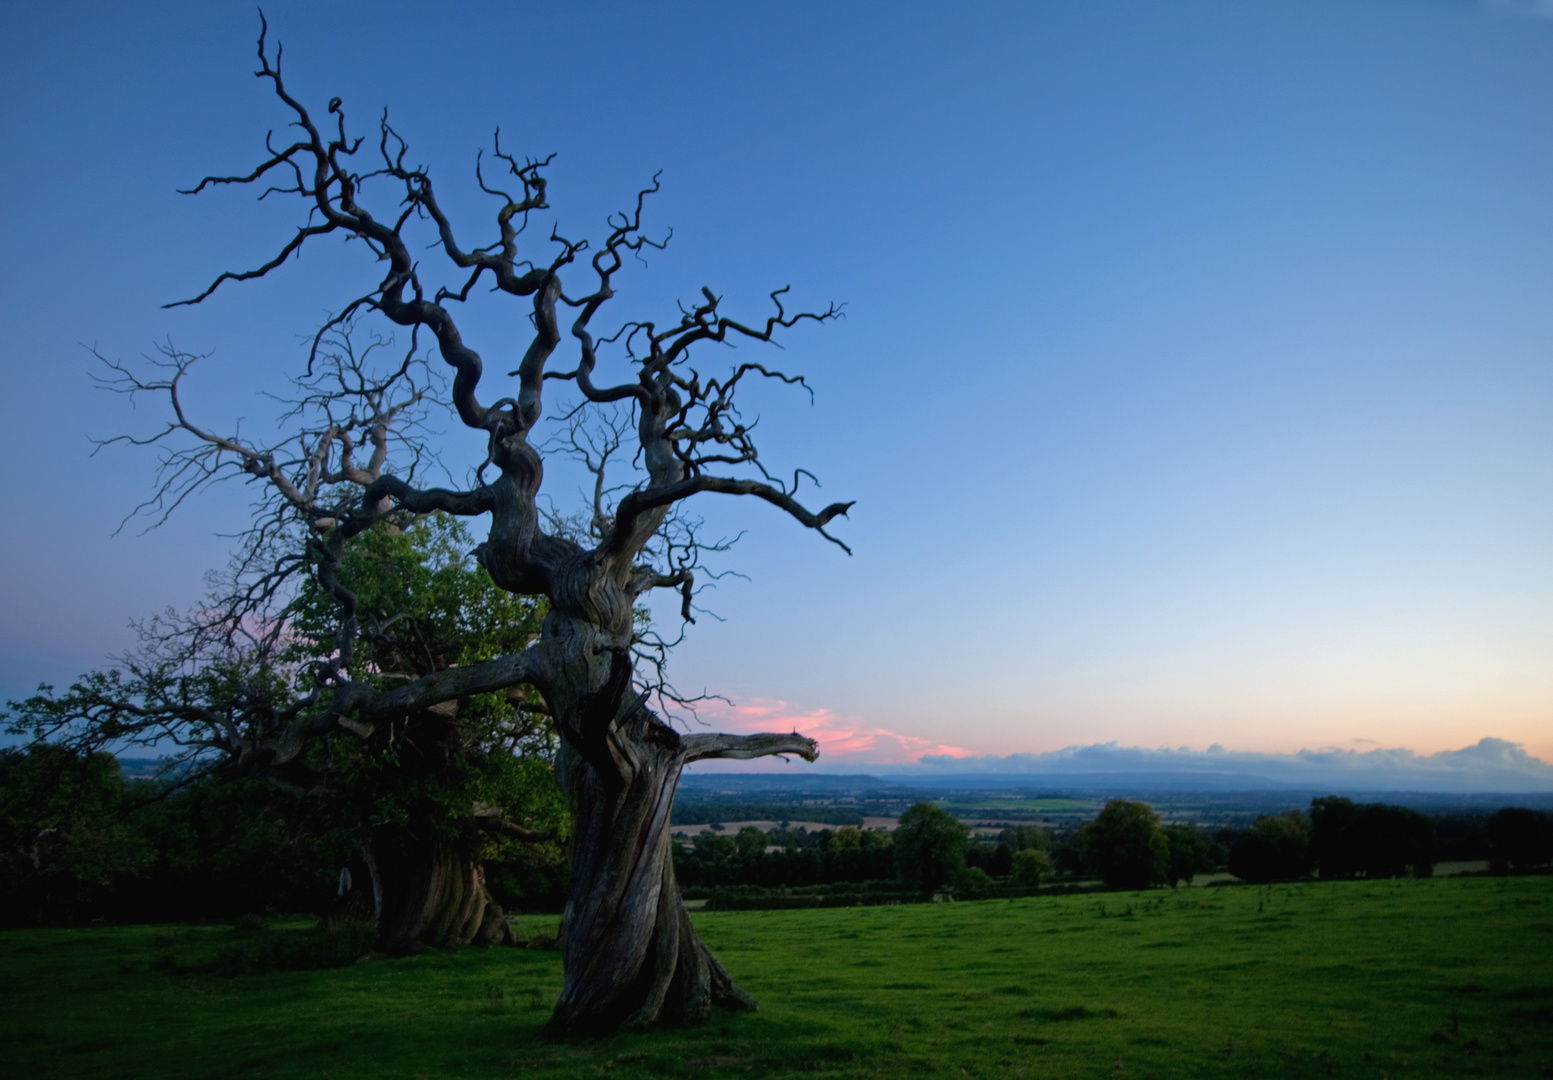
[5,742,1551,925]
[670,805,866,827]
[675,803,1059,904]
[680,796,1553,902]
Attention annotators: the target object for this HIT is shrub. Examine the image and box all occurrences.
[204,920,378,977]
[1010,848,1052,887]
[956,866,994,899]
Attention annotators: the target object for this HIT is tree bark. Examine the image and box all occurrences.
[370,828,507,953]
[547,735,754,1036]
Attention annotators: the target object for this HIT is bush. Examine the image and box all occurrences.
[202,920,379,977]
[1010,848,1052,887]
[703,885,919,911]
[956,866,994,899]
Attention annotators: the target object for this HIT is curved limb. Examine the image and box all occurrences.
[680,731,819,764]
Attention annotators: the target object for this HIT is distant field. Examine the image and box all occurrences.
[671,820,855,837]
[940,798,1095,813]
[3,875,1550,1078]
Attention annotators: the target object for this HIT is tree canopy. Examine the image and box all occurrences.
[1081,800,1170,891]
[893,802,968,896]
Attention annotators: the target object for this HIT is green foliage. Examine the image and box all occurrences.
[291,515,544,671]
[669,803,864,827]
[955,865,994,899]
[735,826,769,860]
[4,876,1551,1079]
[893,801,968,895]
[3,516,569,925]
[1162,823,1216,886]
[275,516,566,909]
[291,515,549,741]
[1309,797,1435,879]
[0,743,370,926]
[674,826,895,891]
[0,747,152,923]
[999,825,1050,853]
[200,919,379,977]
[1080,799,1170,890]
[1229,811,1313,884]
[695,833,738,862]
[127,776,349,919]
[1009,847,1053,887]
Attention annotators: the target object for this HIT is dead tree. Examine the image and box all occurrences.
[42,19,851,1034]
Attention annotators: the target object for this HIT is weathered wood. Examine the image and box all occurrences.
[548,707,814,1035]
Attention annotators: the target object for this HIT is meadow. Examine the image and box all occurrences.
[1,875,1549,1079]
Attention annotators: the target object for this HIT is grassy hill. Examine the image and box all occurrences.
[2,875,1549,1078]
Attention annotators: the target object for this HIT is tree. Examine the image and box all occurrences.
[735,826,769,860]
[1486,807,1553,873]
[1228,812,1311,884]
[894,802,968,895]
[0,747,152,925]
[1162,824,1215,888]
[1309,797,1434,880]
[1080,800,1169,891]
[11,516,567,945]
[7,19,847,1036]
[285,514,569,951]
[1009,848,1052,887]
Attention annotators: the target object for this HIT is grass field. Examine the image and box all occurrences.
[939,799,1094,812]
[2,875,1549,1079]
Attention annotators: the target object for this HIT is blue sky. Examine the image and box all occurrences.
[2,1,1551,774]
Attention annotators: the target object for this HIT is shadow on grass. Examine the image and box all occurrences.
[152,919,379,977]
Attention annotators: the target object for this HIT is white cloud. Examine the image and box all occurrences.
[912,737,1553,792]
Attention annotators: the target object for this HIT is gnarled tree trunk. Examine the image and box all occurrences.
[545,665,817,1036]
[548,738,740,1033]
[370,829,500,952]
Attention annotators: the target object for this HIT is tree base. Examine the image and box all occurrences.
[370,832,501,953]
[546,737,762,1037]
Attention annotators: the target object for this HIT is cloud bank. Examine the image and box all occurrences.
[911,738,1553,793]
[688,698,1552,792]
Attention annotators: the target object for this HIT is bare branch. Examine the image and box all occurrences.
[680,731,819,764]
[609,475,854,556]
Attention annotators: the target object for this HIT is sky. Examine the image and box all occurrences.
[2,0,1551,784]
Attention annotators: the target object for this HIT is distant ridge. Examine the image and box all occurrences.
[678,770,1553,810]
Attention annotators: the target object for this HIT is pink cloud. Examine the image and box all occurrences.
[689,698,975,765]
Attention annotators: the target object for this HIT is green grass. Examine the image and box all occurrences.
[3,876,1550,1078]
[938,797,1094,814]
